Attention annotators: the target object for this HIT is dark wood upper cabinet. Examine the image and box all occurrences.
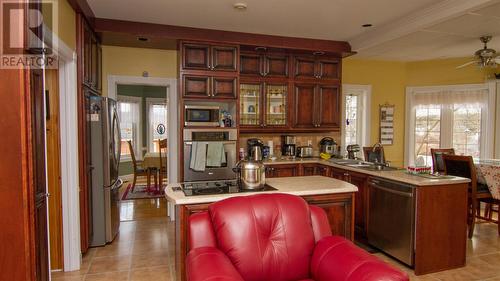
[293,84,317,128]
[211,46,238,71]
[317,84,340,128]
[293,83,340,130]
[240,52,288,77]
[182,43,210,70]
[82,19,101,94]
[294,56,340,80]
[212,76,237,99]
[181,42,238,72]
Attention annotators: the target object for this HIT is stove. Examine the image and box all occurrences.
[174,180,277,196]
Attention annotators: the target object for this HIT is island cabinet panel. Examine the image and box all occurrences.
[175,192,354,281]
[267,164,300,178]
[303,193,354,239]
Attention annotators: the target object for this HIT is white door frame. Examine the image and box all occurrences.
[54,37,81,271]
[107,75,179,184]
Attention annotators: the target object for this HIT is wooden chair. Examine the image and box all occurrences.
[127,140,152,193]
[431,148,455,174]
[158,139,168,188]
[480,199,500,235]
[443,154,493,238]
[363,147,385,163]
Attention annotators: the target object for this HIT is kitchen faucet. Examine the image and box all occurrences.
[371,143,387,166]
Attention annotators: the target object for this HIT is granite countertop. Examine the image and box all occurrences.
[263,158,471,186]
[165,176,358,205]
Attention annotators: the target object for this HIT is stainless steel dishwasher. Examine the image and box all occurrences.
[367,177,416,266]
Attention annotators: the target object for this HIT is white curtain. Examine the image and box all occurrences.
[147,99,168,152]
[117,97,141,159]
[411,88,489,109]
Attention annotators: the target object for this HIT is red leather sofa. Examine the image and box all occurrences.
[186,193,409,281]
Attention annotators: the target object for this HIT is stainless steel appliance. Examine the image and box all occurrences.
[184,105,220,127]
[233,158,266,190]
[88,95,123,247]
[296,146,313,158]
[247,138,264,160]
[281,135,296,157]
[174,179,276,196]
[183,128,237,181]
[367,178,416,266]
[346,144,360,159]
[320,137,337,155]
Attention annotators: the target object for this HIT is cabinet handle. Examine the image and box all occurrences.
[260,123,264,127]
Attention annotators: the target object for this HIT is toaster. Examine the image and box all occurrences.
[296,146,313,158]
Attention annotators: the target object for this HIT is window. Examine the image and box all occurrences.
[146,98,168,152]
[405,83,495,166]
[342,85,371,153]
[117,96,141,161]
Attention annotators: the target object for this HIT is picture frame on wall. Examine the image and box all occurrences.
[379,103,394,145]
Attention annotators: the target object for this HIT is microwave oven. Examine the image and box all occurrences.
[185,105,220,127]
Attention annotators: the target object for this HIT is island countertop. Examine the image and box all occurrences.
[165,176,358,205]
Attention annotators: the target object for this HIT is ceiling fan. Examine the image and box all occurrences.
[457,36,500,69]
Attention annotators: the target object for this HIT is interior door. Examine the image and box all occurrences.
[31,69,49,281]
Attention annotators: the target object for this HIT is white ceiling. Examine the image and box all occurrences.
[88,0,500,61]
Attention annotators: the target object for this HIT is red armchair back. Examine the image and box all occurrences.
[188,194,408,281]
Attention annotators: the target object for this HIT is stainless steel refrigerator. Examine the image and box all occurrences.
[88,95,123,247]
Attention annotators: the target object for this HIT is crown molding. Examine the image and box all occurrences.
[349,0,498,51]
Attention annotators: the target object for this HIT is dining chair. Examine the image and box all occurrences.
[363,146,385,163]
[431,148,455,174]
[158,139,168,188]
[481,199,499,235]
[127,140,152,193]
[443,154,493,238]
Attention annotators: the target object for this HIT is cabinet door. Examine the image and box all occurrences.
[212,76,237,99]
[317,85,340,129]
[90,34,98,89]
[83,23,92,85]
[316,165,330,176]
[211,45,237,71]
[349,172,368,238]
[240,53,262,76]
[267,164,299,178]
[182,43,210,70]
[317,59,340,80]
[293,84,317,128]
[264,84,288,127]
[304,194,353,239]
[302,164,316,176]
[294,57,316,79]
[240,82,263,126]
[182,75,210,98]
[265,55,288,77]
[96,44,102,92]
[331,167,347,181]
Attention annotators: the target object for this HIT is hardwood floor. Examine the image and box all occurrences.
[52,188,499,281]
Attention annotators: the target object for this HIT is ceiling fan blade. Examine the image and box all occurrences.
[456,61,477,69]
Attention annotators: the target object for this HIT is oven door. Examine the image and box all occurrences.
[183,141,236,181]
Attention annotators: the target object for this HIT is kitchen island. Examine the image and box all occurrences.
[165,176,358,281]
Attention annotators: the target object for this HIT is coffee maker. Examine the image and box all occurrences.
[281,135,296,157]
[247,138,264,161]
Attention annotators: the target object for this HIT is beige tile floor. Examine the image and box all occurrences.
[52,193,499,281]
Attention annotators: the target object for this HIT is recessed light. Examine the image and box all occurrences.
[362,24,373,27]
[313,51,325,56]
[233,3,247,10]
[137,37,149,42]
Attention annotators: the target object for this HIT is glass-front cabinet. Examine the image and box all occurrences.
[240,82,288,128]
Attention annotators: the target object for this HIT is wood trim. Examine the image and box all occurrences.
[94,18,353,56]
[66,0,95,25]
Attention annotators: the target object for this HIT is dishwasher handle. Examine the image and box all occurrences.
[369,180,414,198]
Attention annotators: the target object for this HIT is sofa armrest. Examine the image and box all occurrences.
[186,247,244,281]
[311,236,409,281]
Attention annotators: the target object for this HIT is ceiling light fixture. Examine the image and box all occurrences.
[362,24,373,27]
[233,3,247,10]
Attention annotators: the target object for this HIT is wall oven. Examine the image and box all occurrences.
[183,128,237,182]
[184,105,220,127]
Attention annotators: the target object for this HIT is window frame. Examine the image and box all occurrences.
[145,97,168,153]
[117,95,143,162]
[341,84,372,153]
[404,83,496,166]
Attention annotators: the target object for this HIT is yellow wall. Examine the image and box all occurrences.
[343,58,407,166]
[343,57,497,166]
[56,0,76,50]
[101,46,178,96]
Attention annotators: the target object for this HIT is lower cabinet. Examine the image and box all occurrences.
[302,163,330,176]
[267,164,299,178]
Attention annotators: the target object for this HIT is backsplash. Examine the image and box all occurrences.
[240,132,341,157]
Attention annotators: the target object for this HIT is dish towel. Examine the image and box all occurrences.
[206,142,226,167]
[189,142,207,172]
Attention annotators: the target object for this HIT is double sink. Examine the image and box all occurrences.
[329,158,399,172]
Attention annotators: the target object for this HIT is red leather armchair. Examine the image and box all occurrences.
[186,194,408,281]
